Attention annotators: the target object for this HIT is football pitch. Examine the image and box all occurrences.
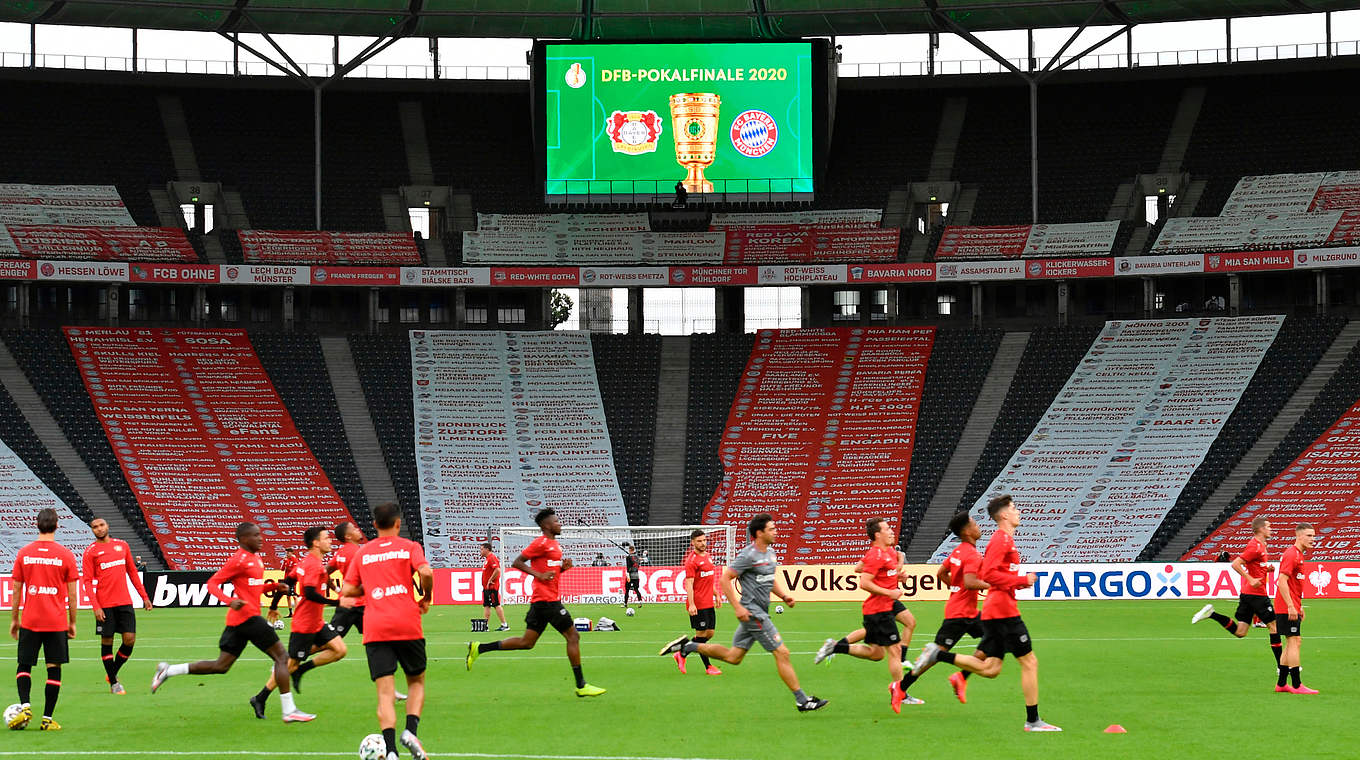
[0,600,1355,760]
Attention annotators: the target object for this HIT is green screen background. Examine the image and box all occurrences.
[544,42,813,196]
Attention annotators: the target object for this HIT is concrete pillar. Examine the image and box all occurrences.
[800,286,813,327]
[282,286,295,331]
[453,288,467,329]
[885,286,900,325]
[17,283,30,328]
[1141,276,1155,317]
[970,282,983,328]
[1228,274,1241,316]
[367,287,380,334]
[627,287,644,334]
[1056,280,1069,326]
[193,286,206,325]
[579,288,613,332]
[106,283,120,327]
[715,286,744,333]
[1316,271,1329,315]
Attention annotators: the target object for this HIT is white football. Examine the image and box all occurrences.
[272,619,285,630]
[4,703,28,731]
[774,605,785,614]
[358,733,386,760]
[625,607,635,616]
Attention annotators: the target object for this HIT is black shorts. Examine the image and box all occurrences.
[934,616,985,648]
[689,607,717,631]
[95,605,136,638]
[1234,594,1276,625]
[1277,614,1303,637]
[287,624,340,661]
[16,628,69,667]
[626,577,640,591]
[891,600,908,616]
[365,639,426,681]
[330,605,365,637]
[218,616,280,658]
[862,611,902,647]
[525,601,574,634]
[482,589,501,608]
[977,616,1033,659]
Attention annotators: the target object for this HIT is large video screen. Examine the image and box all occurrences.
[542,42,814,200]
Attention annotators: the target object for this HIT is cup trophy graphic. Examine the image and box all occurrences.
[669,93,721,193]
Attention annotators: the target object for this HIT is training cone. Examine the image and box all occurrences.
[1104,724,1127,734]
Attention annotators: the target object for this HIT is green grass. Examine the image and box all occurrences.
[0,600,1356,759]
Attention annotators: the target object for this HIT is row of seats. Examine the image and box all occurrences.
[0,380,94,524]
[591,334,662,524]
[347,334,423,541]
[681,333,757,524]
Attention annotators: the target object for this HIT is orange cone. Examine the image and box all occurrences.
[1104,724,1127,734]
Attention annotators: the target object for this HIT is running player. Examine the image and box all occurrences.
[670,529,722,675]
[814,548,917,666]
[911,495,1061,732]
[151,522,314,723]
[329,521,407,703]
[82,517,152,695]
[8,508,78,731]
[466,508,606,698]
[900,511,988,704]
[1274,523,1317,694]
[480,542,509,631]
[660,514,828,712]
[270,547,301,619]
[623,544,642,608]
[341,502,433,760]
[250,526,347,717]
[1191,517,1281,669]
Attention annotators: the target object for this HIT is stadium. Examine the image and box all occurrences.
[0,0,1358,758]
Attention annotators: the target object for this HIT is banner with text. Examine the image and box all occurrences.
[1,226,196,262]
[933,316,1283,563]
[1151,211,1360,254]
[0,438,88,571]
[64,328,354,570]
[710,209,882,228]
[722,226,900,264]
[476,213,650,234]
[936,221,1120,259]
[705,328,934,564]
[410,331,629,568]
[1222,171,1360,216]
[238,230,420,266]
[463,231,725,266]
[0,184,135,227]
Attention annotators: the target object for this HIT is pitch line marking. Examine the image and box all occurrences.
[0,752,748,760]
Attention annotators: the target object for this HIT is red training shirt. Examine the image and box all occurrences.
[482,552,500,591]
[980,531,1029,620]
[1238,537,1269,596]
[343,535,429,643]
[944,541,984,620]
[291,552,328,635]
[329,542,364,606]
[1273,545,1305,615]
[281,553,300,578]
[683,550,717,610]
[521,535,564,603]
[82,538,150,610]
[860,545,900,615]
[12,540,79,632]
[207,548,268,627]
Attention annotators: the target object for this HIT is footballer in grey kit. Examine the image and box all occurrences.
[660,514,827,711]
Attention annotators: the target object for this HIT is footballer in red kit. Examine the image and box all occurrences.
[341,502,434,760]
[466,508,606,698]
[1191,516,1283,669]
[480,541,508,630]
[82,516,152,695]
[1273,524,1317,694]
[328,520,366,638]
[905,511,989,704]
[8,508,79,731]
[670,529,723,675]
[151,522,314,723]
[911,496,1061,732]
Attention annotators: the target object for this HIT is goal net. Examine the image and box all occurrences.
[495,525,737,605]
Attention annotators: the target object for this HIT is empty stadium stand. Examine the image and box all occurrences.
[347,333,422,541]
[590,334,661,524]
[0,381,93,524]
[681,332,757,525]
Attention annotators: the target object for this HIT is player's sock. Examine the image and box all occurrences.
[16,668,31,704]
[692,636,713,667]
[279,692,297,714]
[166,663,190,678]
[113,644,133,678]
[1290,667,1301,688]
[961,671,971,680]
[1277,665,1289,687]
[1208,612,1235,631]
[405,715,419,735]
[294,661,317,677]
[832,638,851,655]
[680,641,701,655]
[477,641,501,654]
[899,672,920,691]
[1026,704,1039,723]
[936,651,957,665]
[255,686,272,704]
[383,727,398,757]
[1269,634,1282,664]
[43,667,60,719]
[901,647,910,664]
[100,644,117,682]
[572,665,586,689]
[793,688,809,706]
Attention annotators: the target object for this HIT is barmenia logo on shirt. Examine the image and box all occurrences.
[370,584,408,601]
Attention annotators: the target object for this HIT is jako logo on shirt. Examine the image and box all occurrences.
[370,584,408,601]
[26,585,58,596]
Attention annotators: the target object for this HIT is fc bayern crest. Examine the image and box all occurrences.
[730,110,777,157]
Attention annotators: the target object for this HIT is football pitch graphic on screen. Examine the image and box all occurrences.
[543,42,813,198]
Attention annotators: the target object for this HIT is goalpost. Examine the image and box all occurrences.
[495,525,737,606]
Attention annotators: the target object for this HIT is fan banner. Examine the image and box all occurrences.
[1,226,196,262]
[933,316,1283,563]
[238,230,420,266]
[0,184,135,227]
[936,222,1119,259]
[722,225,900,264]
[1152,211,1360,254]
[704,328,934,564]
[710,209,882,227]
[0,438,88,571]
[1189,394,1360,562]
[463,231,726,266]
[64,328,354,571]
[476,213,651,234]
[1222,171,1360,216]
[410,330,628,568]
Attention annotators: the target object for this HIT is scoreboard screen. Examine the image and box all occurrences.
[540,42,815,201]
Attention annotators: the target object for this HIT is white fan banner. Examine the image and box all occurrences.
[411,330,628,567]
[475,213,650,234]
[1223,171,1360,216]
[709,209,882,227]
[932,315,1283,563]
[0,438,88,570]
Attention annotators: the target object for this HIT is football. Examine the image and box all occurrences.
[774,605,785,614]
[272,619,285,630]
[625,607,635,616]
[358,733,386,759]
[4,703,29,731]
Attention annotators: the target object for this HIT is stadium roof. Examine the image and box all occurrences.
[3,1,1355,40]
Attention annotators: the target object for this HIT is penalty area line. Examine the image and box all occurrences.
[0,752,750,760]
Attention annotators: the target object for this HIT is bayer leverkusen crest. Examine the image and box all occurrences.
[605,110,663,155]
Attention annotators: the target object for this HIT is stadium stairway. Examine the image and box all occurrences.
[904,331,1030,560]
[319,336,399,514]
[1158,86,1206,176]
[0,340,163,569]
[1156,318,1360,560]
[157,95,202,183]
[398,101,436,186]
[647,336,691,525]
[347,334,421,541]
